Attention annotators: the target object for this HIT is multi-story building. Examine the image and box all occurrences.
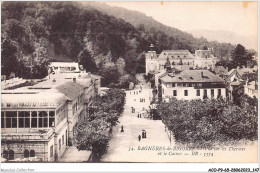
[1,71,101,162]
[145,44,218,75]
[160,70,226,101]
[1,90,68,162]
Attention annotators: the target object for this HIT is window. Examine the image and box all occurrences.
[6,111,17,128]
[188,83,192,87]
[211,89,214,98]
[49,111,55,127]
[3,150,8,159]
[196,90,200,96]
[1,112,4,128]
[31,111,37,128]
[18,111,30,128]
[38,111,48,128]
[203,89,207,98]
[62,135,64,145]
[24,149,29,158]
[8,150,14,160]
[183,83,186,87]
[50,145,53,157]
[218,89,221,97]
[30,150,35,157]
[184,90,188,96]
[173,90,177,96]
[65,130,67,146]
[59,139,61,150]
[172,83,175,87]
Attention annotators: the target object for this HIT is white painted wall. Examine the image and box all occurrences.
[162,84,226,101]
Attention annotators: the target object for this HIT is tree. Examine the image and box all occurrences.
[157,97,257,147]
[78,49,97,73]
[74,88,125,162]
[74,118,110,162]
[231,44,253,68]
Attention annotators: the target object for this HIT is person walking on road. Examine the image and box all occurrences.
[138,135,141,142]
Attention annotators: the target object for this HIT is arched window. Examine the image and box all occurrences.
[8,150,14,160]
[31,111,37,128]
[24,149,29,158]
[30,150,35,157]
[3,150,8,159]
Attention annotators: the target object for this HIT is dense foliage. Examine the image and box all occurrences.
[157,98,257,148]
[85,2,236,57]
[216,44,255,70]
[2,1,236,83]
[74,88,126,162]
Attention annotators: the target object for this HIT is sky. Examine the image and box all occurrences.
[104,1,258,37]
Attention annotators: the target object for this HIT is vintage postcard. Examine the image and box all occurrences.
[1,1,258,172]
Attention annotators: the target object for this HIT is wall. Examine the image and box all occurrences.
[162,84,226,100]
[1,138,54,162]
[54,122,68,161]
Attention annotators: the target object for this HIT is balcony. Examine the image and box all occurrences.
[1,128,54,141]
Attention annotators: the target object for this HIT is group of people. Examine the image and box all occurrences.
[138,130,147,141]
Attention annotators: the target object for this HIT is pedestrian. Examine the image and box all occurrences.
[140,114,142,118]
[138,135,141,142]
[121,125,124,132]
[142,131,145,138]
[137,114,139,118]
[144,131,147,138]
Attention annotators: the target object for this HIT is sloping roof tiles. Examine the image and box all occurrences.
[55,82,85,101]
[161,70,225,83]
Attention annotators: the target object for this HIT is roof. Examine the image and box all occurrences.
[1,90,66,108]
[76,78,93,88]
[160,70,225,83]
[50,62,79,67]
[55,82,85,101]
[157,50,195,60]
[225,69,242,81]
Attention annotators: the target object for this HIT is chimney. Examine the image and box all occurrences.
[201,71,203,78]
[73,78,76,83]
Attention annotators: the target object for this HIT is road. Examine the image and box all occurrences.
[101,89,171,162]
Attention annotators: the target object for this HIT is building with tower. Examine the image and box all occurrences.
[145,44,218,75]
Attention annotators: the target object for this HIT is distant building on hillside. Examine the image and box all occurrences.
[160,69,226,101]
[145,44,218,75]
[49,62,80,73]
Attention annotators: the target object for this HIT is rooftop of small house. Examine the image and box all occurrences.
[160,70,225,83]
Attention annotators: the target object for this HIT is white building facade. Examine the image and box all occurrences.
[160,70,226,101]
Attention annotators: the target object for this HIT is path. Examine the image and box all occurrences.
[59,146,91,162]
[101,90,171,162]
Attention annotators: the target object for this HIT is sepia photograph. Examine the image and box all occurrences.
[0,0,258,172]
